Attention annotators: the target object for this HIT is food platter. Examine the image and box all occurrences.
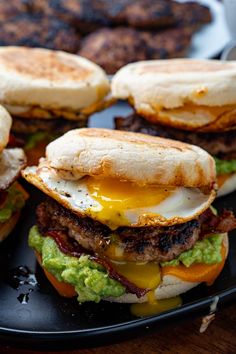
[0,102,236,350]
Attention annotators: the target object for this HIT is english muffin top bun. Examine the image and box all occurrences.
[0,46,110,115]
[112,59,236,132]
[45,128,216,189]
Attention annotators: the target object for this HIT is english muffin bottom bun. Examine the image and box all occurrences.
[0,46,111,165]
[112,59,236,197]
[0,106,28,242]
[22,128,236,311]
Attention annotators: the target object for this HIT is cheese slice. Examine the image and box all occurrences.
[162,243,226,285]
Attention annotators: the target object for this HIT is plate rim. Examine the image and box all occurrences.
[1,286,236,338]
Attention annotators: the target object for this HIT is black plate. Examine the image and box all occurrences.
[0,102,236,350]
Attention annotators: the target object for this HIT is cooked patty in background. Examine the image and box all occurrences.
[0,0,211,32]
[120,0,175,29]
[0,0,212,69]
[28,0,175,32]
[78,27,192,74]
[79,28,147,74]
[115,113,236,160]
[0,0,32,21]
[172,1,212,28]
[28,0,112,33]
[0,14,80,52]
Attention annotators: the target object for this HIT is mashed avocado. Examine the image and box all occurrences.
[0,183,26,223]
[29,226,125,303]
[214,157,236,175]
[161,234,224,268]
[29,226,225,302]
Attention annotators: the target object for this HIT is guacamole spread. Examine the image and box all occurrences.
[161,234,224,268]
[214,157,236,175]
[0,183,26,223]
[29,226,125,303]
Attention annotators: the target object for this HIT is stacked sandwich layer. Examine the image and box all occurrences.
[112,59,236,197]
[22,128,236,306]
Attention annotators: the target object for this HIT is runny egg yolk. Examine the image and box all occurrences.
[86,177,175,229]
[130,295,182,317]
[111,260,182,317]
[112,261,161,289]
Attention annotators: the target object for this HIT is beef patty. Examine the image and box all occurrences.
[12,116,87,135]
[36,198,200,263]
[115,113,236,160]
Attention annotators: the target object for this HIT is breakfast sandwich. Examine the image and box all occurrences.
[0,105,27,242]
[0,46,110,165]
[112,59,236,197]
[22,128,236,314]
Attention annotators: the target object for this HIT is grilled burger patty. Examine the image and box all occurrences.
[115,113,236,160]
[36,198,200,263]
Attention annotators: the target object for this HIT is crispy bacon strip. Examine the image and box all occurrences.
[47,230,148,298]
[200,208,236,236]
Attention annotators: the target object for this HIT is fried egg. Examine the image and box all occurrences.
[22,166,216,229]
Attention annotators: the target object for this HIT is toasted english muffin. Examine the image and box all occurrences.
[0,46,110,119]
[111,59,236,132]
[44,128,216,189]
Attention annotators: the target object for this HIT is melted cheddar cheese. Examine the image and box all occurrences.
[162,243,227,286]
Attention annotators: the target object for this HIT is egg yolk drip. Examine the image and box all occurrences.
[86,177,175,229]
[112,261,161,289]
[112,260,182,317]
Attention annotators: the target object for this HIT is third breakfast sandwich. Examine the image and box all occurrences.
[112,59,236,197]
[0,46,110,164]
[22,128,236,315]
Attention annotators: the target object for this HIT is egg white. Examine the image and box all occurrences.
[22,166,216,229]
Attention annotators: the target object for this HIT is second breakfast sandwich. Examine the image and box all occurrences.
[112,59,236,197]
[0,46,110,164]
[22,129,236,305]
[0,106,27,242]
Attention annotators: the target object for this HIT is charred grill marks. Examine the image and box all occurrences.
[37,198,201,263]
